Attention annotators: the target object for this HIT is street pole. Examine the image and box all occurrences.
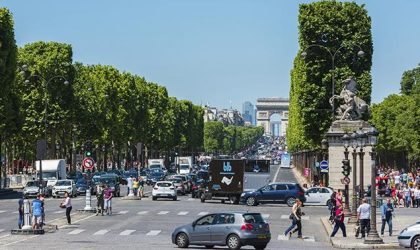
[343,147,350,215]
[359,147,365,201]
[349,147,358,223]
[364,146,383,244]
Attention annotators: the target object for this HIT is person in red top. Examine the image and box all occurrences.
[330,204,347,237]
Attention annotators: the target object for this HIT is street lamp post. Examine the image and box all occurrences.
[342,133,351,215]
[356,128,367,201]
[364,126,383,244]
[321,138,328,187]
[301,43,364,118]
[349,131,359,223]
[21,65,69,190]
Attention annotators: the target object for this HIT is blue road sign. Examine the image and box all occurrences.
[320,160,329,172]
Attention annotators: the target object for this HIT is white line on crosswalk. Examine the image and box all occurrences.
[178,211,189,216]
[93,230,109,235]
[262,214,270,219]
[12,211,19,214]
[157,211,169,215]
[146,230,161,236]
[303,236,315,242]
[302,216,309,221]
[0,229,5,233]
[54,210,65,214]
[68,229,85,235]
[0,211,6,214]
[137,211,149,215]
[118,211,129,214]
[187,198,195,201]
[198,212,208,216]
[280,215,289,219]
[120,230,136,236]
[277,234,289,241]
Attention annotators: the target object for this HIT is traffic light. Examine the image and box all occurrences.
[84,140,93,157]
[342,159,351,176]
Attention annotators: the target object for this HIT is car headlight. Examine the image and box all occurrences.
[241,193,245,197]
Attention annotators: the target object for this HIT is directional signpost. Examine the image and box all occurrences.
[320,160,329,173]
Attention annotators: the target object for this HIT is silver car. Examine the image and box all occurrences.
[398,221,420,249]
[171,212,271,250]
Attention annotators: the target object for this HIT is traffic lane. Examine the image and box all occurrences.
[275,167,298,183]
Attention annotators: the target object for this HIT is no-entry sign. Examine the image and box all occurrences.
[83,157,94,170]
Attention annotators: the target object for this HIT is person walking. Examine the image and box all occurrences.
[403,185,411,208]
[132,178,139,197]
[380,198,394,236]
[96,184,104,216]
[126,176,133,196]
[138,176,145,197]
[284,198,304,239]
[18,195,24,229]
[330,204,347,237]
[415,186,420,208]
[61,192,72,225]
[31,194,42,229]
[104,185,113,215]
[357,198,371,238]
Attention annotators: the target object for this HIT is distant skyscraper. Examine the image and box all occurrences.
[242,101,255,125]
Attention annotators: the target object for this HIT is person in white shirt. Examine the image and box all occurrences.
[415,186,420,208]
[61,192,72,225]
[394,174,401,189]
[357,198,371,238]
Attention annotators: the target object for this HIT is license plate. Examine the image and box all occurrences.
[257,235,267,239]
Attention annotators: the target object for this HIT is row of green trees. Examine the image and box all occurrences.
[0,8,205,172]
[204,121,264,154]
[287,1,373,152]
[370,65,420,168]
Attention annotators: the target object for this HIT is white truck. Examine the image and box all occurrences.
[35,159,67,187]
[175,156,193,175]
[148,159,166,173]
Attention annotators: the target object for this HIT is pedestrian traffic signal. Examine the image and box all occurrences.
[342,159,351,177]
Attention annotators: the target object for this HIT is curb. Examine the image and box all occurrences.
[320,217,402,249]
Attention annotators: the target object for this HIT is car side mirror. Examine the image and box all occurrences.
[259,190,263,193]
[192,221,197,227]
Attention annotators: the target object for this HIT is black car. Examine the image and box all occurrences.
[147,170,165,186]
[240,182,306,207]
[101,174,121,197]
[76,179,90,195]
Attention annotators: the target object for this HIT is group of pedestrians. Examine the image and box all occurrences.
[95,183,113,216]
[126,175,144,197]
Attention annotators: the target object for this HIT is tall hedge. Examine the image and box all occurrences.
[288,1,373,151]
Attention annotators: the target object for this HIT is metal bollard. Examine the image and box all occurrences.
[84,188,93,210]
[22,199,32,230]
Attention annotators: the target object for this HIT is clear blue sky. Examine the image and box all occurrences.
[2,0,419,110]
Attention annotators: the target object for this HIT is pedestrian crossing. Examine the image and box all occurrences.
[277,235,316,242]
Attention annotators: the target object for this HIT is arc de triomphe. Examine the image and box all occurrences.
[256,98,289,136]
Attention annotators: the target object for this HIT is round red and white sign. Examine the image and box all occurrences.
[82,157,94,170]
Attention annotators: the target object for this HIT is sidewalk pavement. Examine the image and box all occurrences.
[320,214,413,249]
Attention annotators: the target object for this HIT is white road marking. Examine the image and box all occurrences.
[0,211,6,214]
[120,230,136,235]
[54,210,65,214]
[280,215,289,219]
[277,234,290,241]
[12,211,19,214]
[137,211,149,215]
[157,211,169,215]
[198,212,208,216]
[146,230,161,236]
[68,229,85,235]
[303,236,315,242]
[0,229,5,233]
[262,214,270,219]
[178,211,189,216]
[187,198,195,201]
[302,216,310,220]
[118,210,129,214]
[273,163,282,182]
[93,230,109,235]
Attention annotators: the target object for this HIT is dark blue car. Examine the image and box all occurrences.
[147,170,165,186]
[240,182,306,207]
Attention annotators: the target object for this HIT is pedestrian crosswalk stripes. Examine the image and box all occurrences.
[12,211,19,214]
[54,210,65,214]
[262,214,270,219]
[0,211,6,214]
[146,230,161,236]
[187,198,195,201]
[93,230,109,235]
[118,210,129,214]
[119,230,136,235]
[68,229,85,235]
[157,211,169,215]
[137,211,149,215]
[277,234,316,242]
[197,212,208,216]
[178,211,189,215]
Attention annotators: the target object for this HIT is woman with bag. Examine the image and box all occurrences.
[330,204,347,237]
[60,192,72,225]
[284,198,304,239]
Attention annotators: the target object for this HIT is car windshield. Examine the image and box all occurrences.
[149,165,161,169]
[243,213,265,223]
[26,181,39,187]
[150,172,163,177]
[101,178,115,186]
[56,181,71,186]
[169,178,181,183]
[179,165,189,170]
[157,182,172,187]
[76,180,87,185]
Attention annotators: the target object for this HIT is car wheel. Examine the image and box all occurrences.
[412,235,420,250]
[246,197,257,206]
[326,199,332,207]
[254,244,267,250]
[286,197,296,207]
[173,196,177,201]
[176,232,189,248]
[152,196,157,201]
[205,245,214,249]
[200,194,205,203]
[226,234,241,250]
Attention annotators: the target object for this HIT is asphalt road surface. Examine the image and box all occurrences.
[0,166,335,250]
